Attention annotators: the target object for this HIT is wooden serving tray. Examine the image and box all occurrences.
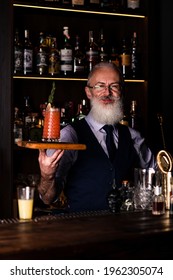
[16,141,86,150]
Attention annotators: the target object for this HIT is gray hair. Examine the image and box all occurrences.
[87,62,124,87]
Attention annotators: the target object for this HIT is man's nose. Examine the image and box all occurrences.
[104,86,112,95]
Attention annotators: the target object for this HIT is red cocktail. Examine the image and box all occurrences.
[42,107,60,142]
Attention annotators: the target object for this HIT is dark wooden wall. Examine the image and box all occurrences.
[0,0,13,218]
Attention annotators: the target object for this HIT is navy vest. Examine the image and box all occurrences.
[65,119,139,212]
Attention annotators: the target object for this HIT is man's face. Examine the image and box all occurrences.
[85,67,122,104]
[85,67,123,125]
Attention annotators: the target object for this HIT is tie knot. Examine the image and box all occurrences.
[103,125,114,134]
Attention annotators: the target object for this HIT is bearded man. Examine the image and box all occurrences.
[38,62,156,212]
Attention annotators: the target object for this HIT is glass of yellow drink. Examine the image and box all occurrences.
[17,186,35,220]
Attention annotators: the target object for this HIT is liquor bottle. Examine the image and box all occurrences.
[23,29,33,75]
[48,37,60,76]
[107,179,122,213]
[13,107,23,144]
[130,31,139,78]
[100,0,114,10]
[61,0,71,6]
[98,29,108,62]
[29,112,43,142]
[73,35,85,75]
[36,32,48,75]
[60,26,73,76]
[119,113,129,126]
[21,96,32,140]
[85,30,99,73]
[60,107,69,128]
[120,37,131,79]
[129,100,140,131]
[109,46,120,67]
[75,99,89,121]
[152,186,165,215]
[14,29,23,74]
[127,0,140,10]
[72,0,85,7]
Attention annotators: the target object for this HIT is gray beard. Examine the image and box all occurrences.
[90,98,124,125]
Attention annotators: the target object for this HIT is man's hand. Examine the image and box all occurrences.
[38,149,64,179]
[38,149,64,204]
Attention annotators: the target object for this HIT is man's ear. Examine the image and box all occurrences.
[85,86,92,100]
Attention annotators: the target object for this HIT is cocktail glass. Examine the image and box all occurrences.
[42,107,60,142]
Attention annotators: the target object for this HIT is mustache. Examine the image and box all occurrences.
[98,95,119,101]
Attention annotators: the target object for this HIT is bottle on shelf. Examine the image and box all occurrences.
[130,31,139,78]
[100,0,114,10]
[129,100,140,131]
[14,29,23,74]
[109,46,120,67]
[64,100,75,123]
[29,112,43,142]
[72,0,85,7]
[98,28,108,62]
[119,113,129,126]
[127,0,140,10]
[60,26,73,76]
[73,35,85,75]
[120,37,131,79]
[75,99,89,121]
[21,96,33,140]
[36,32,49,75]
[48,37,60,76]
[13,107,23,144]
[85,30,99,73]
[152,185,165,215]
[23,29,33,75]
[60,107,69,128]
[61,0,71,7]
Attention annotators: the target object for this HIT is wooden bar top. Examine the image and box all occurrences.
[0,210,173,260]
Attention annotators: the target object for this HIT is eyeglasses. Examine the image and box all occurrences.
[87,82,122,94]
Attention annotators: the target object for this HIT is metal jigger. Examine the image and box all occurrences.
[157,150,173,209]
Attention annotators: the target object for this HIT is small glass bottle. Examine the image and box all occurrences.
[107,179,122,213]
[152,186,165,215]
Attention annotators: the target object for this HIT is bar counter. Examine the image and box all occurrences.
[0,210,173,260]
